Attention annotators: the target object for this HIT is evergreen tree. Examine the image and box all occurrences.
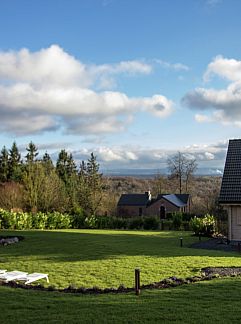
[78,153,103,215]
[0,146,9,182]
[56,149,78,210]
[25,141,39,163]
[42,152,54,174]
[56,149,69,183]
[8,142,22,181]
[66,153,77,176]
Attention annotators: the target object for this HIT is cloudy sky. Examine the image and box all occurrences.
[0,0,240,174]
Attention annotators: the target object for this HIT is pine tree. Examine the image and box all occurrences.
[42,152,54,174]
[0,146,9,182]
[56,149,69,183]
[78,153,103,215]
[8,142,22,181]
[25,141,39,164]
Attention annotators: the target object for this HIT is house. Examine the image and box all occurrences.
[117,191,191,218]
[219,139,241,242]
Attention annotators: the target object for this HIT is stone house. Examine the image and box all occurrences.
[219,139,241,242]
[117,191,191,218]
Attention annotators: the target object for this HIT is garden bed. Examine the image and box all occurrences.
[191,238,238,252]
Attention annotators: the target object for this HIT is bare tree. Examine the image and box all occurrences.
[167,152,197,194]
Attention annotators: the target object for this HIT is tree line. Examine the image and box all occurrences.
[0,142,103,215]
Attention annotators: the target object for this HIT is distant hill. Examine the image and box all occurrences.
[101,167,223,178]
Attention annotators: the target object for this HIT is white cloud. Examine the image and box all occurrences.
[92,60,152,75]
[182,56,241,127]
[154,59,189,71]
[90,59,152,89]
[204,55,241,82]
[204,152,215,160]
[68,140,227,170]
[0,45,173,136]
[0,45,90,87]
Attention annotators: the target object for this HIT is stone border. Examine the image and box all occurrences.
[0,236,24,246]
[0,267,240,295]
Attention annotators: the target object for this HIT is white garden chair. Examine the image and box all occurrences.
[19,272,49,284]
[0,270,28,282]
[0,269,7,274]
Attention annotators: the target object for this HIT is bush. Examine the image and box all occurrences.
[46,211,71,229]
[70,207,86,229]
[95,216,112,229]
[160,219,173,230]
[182,221,190,231]
[0,209,72,230]
[129,218,144,229]
[84,215,98,229]
[143,216,159,230]
[190,214,216,236]
[111,217,128,229]
[172,212,183,230]
[32,212,48,229]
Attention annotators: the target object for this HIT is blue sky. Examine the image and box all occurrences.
[0,0,240,173]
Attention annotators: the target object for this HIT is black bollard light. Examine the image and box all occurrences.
[135,268,141,296]
[180,237,183,247]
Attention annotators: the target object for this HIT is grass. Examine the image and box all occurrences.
[1,229,241,289]
[1,277,241,323]
[2,229,241,323]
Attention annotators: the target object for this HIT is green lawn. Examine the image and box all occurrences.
[1,229,241,323]
[1,229,241,289]
[1,277,241,323]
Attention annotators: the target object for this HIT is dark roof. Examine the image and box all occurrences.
[219,139,241,203]
[118,193,189,208]
[117,194,149,206]
[156,194,189,208]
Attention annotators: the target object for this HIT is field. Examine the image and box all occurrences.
[1,229,241,323]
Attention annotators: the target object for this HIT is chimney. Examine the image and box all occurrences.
[145,191,151,201]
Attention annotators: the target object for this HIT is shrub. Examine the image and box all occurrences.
[84,215,98,229]
[190,214,216,236]
[182,221,190,231]
[14,211,32,230]
[46,211,71,229]
[182,212,195,222]
[129,218,144,229]
[94,216,112,229]
[143,216,159,230]
[172,212,183,230]
[0,209,14,229]
[32,212,48,229]
[111,217,128,229]
[160,219,173,230]
[70,207,86,229]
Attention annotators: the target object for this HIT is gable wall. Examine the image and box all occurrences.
[231,206,241,241]
[146,198,180,217]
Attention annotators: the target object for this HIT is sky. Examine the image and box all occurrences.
[0,0,241,174]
